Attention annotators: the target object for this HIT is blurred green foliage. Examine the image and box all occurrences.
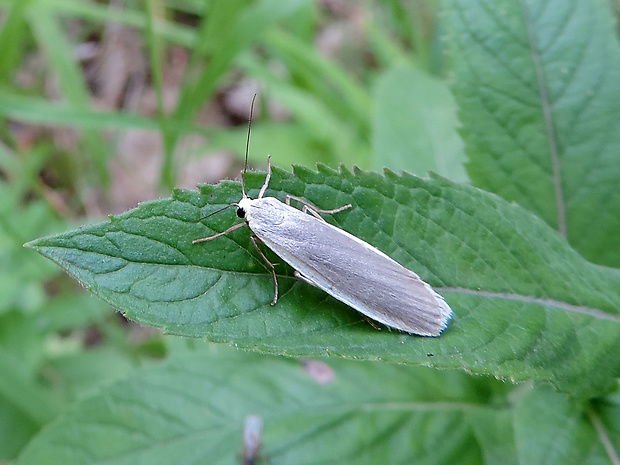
[1,0,619,464]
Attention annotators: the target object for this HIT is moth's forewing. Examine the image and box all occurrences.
[245,198,452,336]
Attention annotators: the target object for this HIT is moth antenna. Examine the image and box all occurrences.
[195,203,237,222]
[242,94,258,199]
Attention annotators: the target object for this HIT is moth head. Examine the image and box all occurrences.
[237,196,253,219]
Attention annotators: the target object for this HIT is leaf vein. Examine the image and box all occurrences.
[442,287,619,322]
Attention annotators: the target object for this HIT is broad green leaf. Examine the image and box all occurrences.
[0,340,59,459]
[467,407,517,465]
[594,390,620,464]
[0,185,61,315]
[16,345,619,465]
[0,397,40,461]
[371,65,467,181]
[0,345,59,426]
[205,121,333,170]
[26,165,620,398]
[514,386,603,465]
[443,0,620,267]
[45,347,134,400]
[17,344,508,465]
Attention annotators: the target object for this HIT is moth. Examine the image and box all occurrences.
[193,98,452,336]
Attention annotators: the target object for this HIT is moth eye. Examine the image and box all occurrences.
[237,208,246,219]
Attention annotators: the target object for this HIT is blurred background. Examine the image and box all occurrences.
[0,0,469,460]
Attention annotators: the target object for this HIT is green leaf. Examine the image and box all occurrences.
[514,386,600,465]
[443,0,620,266]
[0,398,40,461]
[26,165,620,398]
[0,185,61,315]
[16,345,620,465]
[16,345,508,465]
[371,65,468,181]
[206,121,333,170]
[0,344,59,426]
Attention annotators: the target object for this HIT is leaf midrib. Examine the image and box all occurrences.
[444,287,620,322]
[520,0,567,236]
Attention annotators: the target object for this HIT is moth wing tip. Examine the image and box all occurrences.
[418,287,453,337]
[434,300,453,335]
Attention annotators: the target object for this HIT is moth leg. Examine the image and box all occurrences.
[192,221,247,244]
[250,235,279,306]
[294,270,314,286]
[294,270,328,290]
[257,155,272,199]
[362,315,382,331]
[285,194,352,221]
